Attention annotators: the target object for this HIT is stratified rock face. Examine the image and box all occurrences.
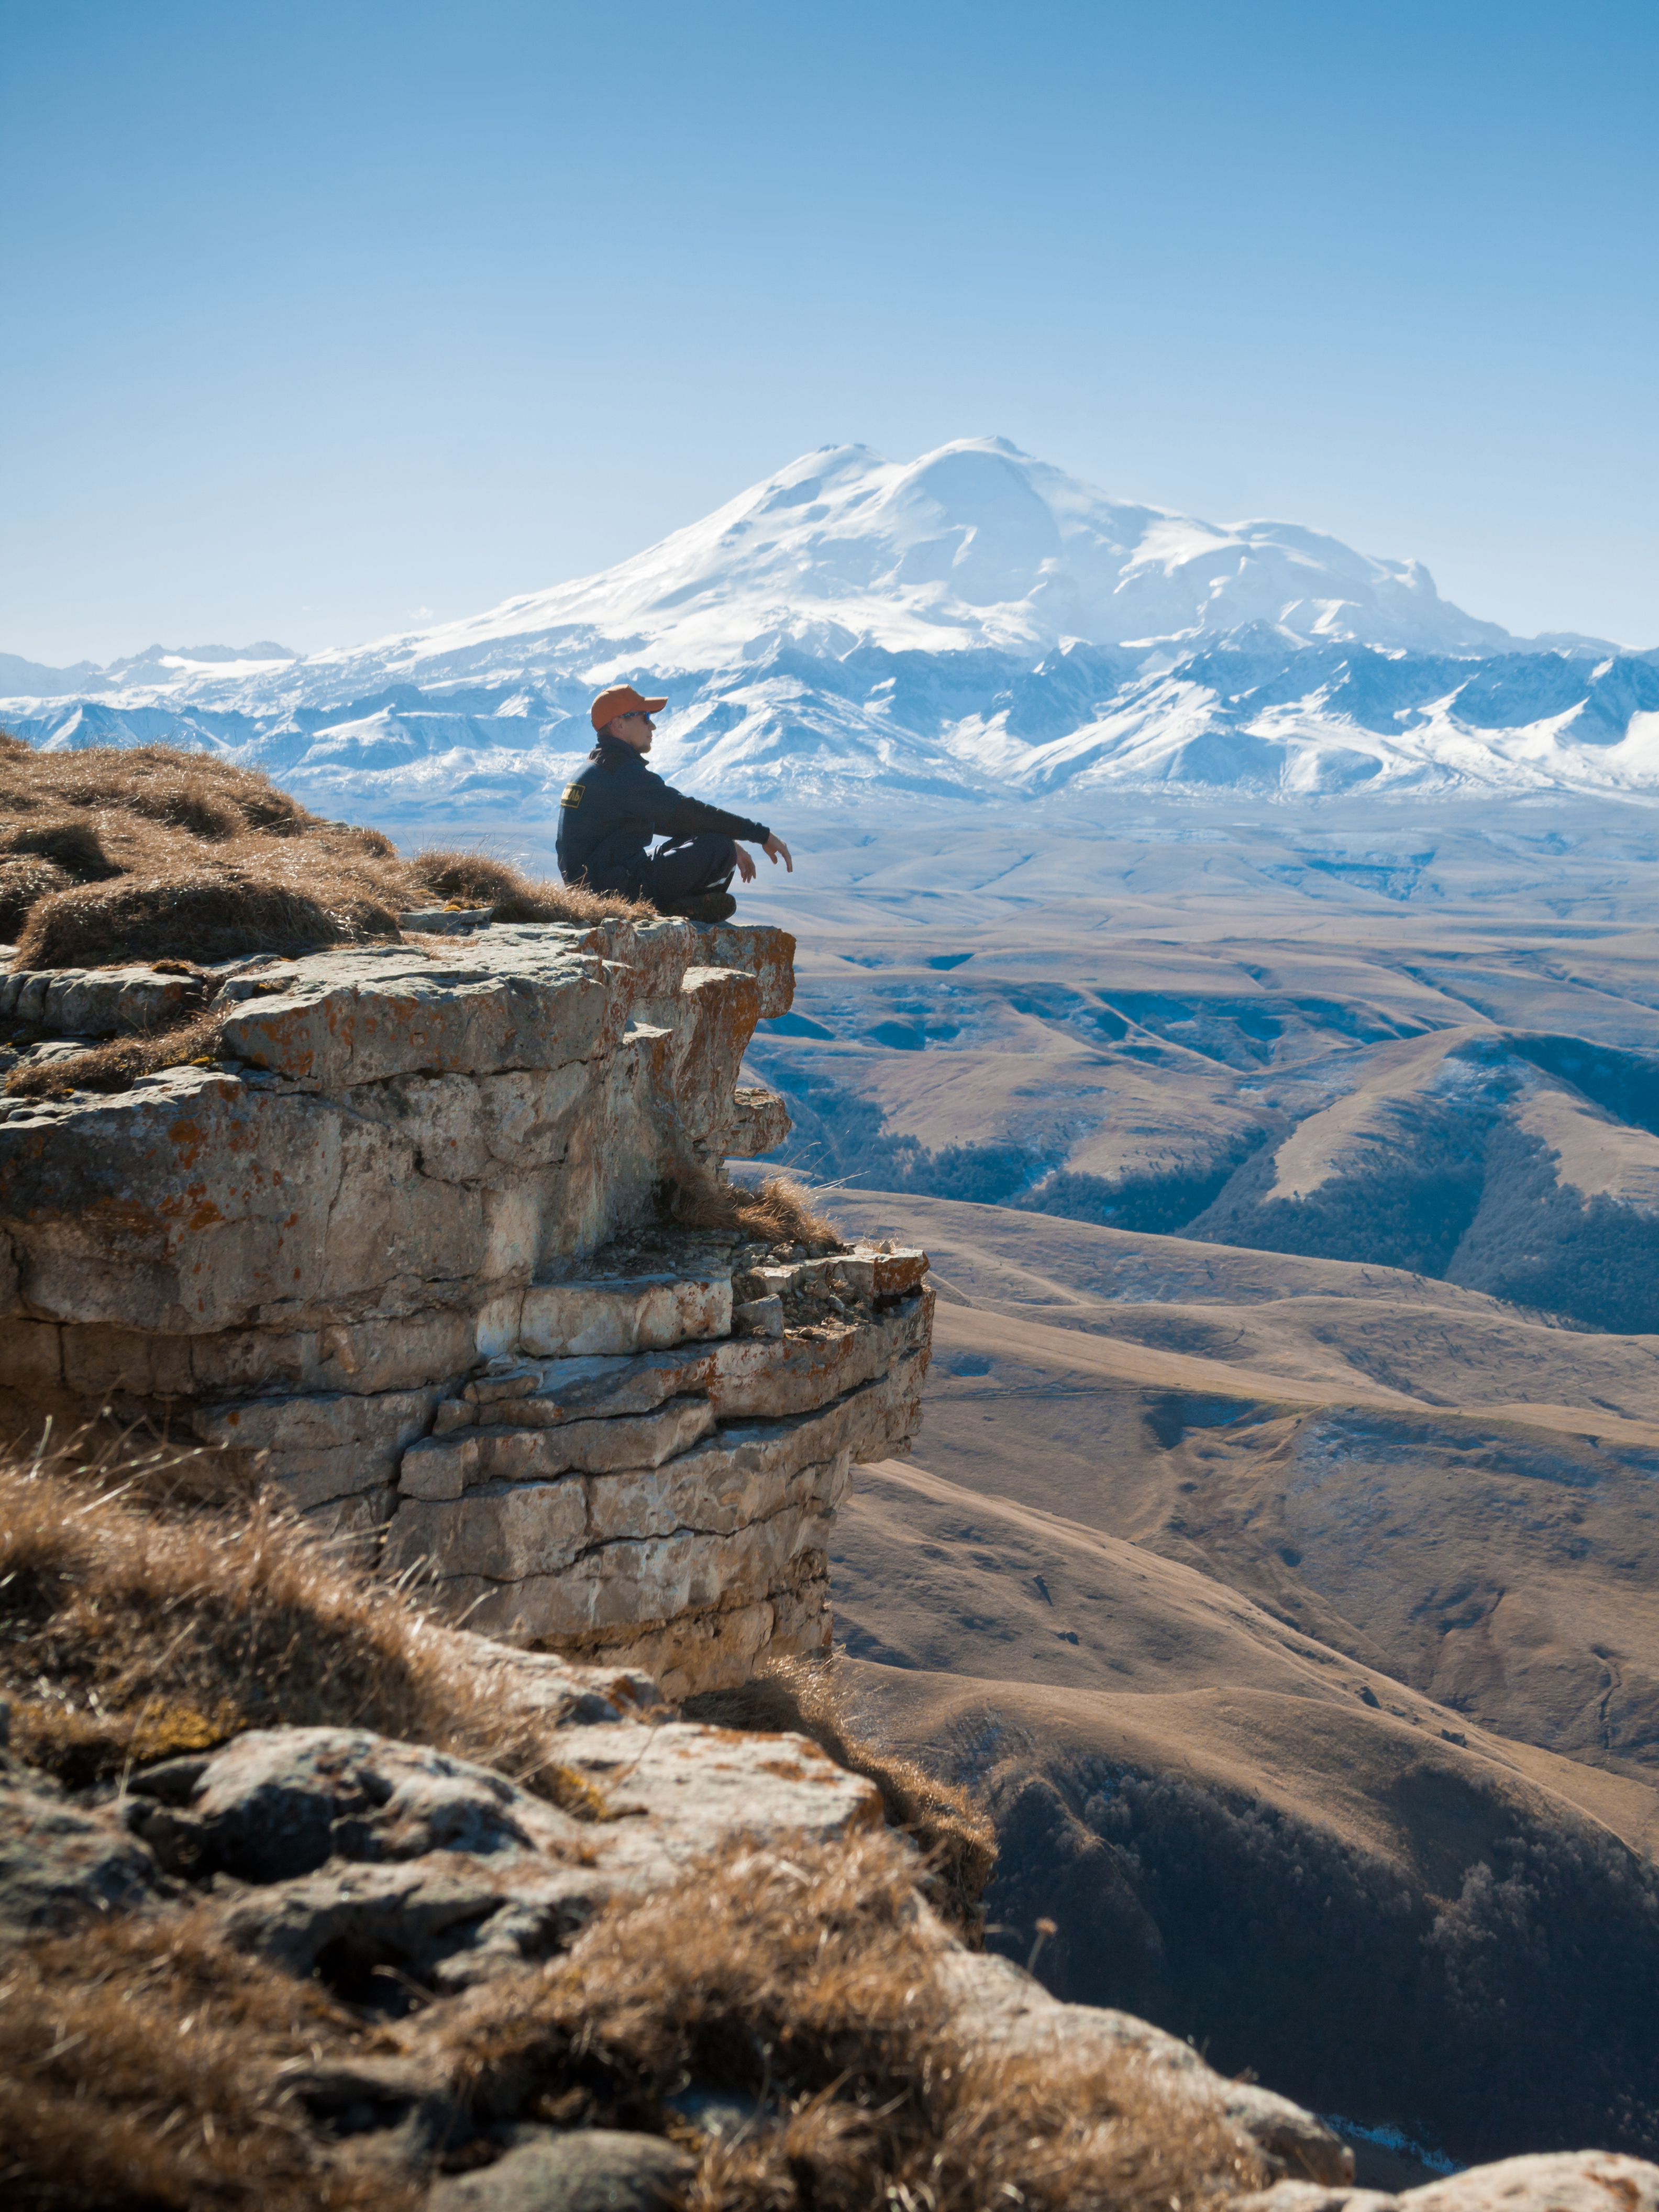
[0,917,933,1694]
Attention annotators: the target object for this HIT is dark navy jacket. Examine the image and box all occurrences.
[556,736,771,893]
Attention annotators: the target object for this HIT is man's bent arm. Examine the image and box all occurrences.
[660,793,772,845]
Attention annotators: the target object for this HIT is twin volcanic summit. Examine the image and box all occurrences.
[4,436,1656,826]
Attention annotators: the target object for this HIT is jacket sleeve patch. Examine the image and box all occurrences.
[560,782,585,809]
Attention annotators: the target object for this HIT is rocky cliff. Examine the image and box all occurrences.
[5,913,1658,2211]
[7,1606,1654,2212]
[0,915,932,1695]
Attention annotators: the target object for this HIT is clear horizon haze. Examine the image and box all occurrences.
[2,0,1655,665]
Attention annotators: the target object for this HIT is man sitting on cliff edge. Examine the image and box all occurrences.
[556,684,793,924]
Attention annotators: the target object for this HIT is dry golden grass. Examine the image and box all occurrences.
[5,1007,227,1100]
[675,1174,843,1254]
[0,1911,416,2212]
[0,1430,599,1809]
[0,854,71,938]
[0,743,413,969]
[485,877,656,926]
[2,1827,1258,2212]
[0,736,324,840]
[2,814,122,875]
[684,1656,996,1933]
[17,870,405,971]
[0,816,124,943]
[406,846,530,905]
[0,1430,1260,2210]
[400,843,654,926]
[0,739,656,971]
[445,1831,1262,2212]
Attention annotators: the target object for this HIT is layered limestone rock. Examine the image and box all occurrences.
[0,917,933,1695]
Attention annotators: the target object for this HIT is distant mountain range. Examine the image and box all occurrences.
[5,438,1656,822]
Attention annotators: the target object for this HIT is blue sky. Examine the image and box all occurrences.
[2,0,1655,661]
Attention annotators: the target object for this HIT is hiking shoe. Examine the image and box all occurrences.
[666,891,737,924]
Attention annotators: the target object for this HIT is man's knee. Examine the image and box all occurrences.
[648,834,737,901]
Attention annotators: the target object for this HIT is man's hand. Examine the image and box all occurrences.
[762,834,793,872]
[733,845,757,883]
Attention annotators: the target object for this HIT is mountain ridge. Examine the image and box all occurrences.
[5,438,1656,818]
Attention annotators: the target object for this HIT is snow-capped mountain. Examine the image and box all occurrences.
[0,641,300,699]
[256,435,1528,676]
[4,438,1655,823]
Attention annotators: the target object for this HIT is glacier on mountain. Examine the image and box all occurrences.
[4,437,1656,826]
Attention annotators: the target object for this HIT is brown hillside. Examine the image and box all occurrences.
[825,1188,1659,1784]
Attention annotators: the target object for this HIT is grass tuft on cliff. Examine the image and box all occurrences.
[0,736,649,972]
[4,1832,1256,2212]
[0,1430,599,1810]
[0,1911,415,2212]
[4,1006,229,1099]
[0,1436,1253,2211]
[685,1655,996,1932]
[406,844,653,928]
[447,1830,1260,2212]
[673,1172,843,1253]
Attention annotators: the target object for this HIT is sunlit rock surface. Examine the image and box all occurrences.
[0,916,933,1693]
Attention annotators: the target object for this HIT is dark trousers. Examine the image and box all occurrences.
[638,833,738,904]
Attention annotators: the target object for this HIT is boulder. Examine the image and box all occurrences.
[1404,2155,1659,2212]
[216,945,622,1091]
[732,1293,784,1337]
[1242,2153,1659,2212]
[724,1083,793,1157]
[516,1271,732,1358]
[110,1712,881,1996]
[0,1752,162,1949]
[395,905,493,934]
[698,922,795,1017]
[934,1947,1353,2185]
[0,963,209,1036]
[427,2130,695,2212]
[278,2051,459,2162]
[124,1727,586,1883]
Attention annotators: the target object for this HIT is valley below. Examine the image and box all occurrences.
[717,797,1659,2175]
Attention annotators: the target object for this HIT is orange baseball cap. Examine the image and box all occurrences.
[590,683,668,731]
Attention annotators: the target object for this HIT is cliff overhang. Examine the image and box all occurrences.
[0,915,932,1695]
